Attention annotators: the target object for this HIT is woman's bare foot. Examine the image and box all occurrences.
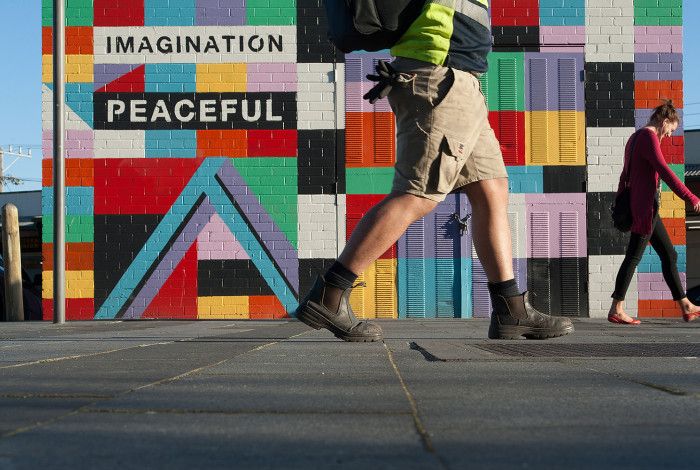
[679,298,700,322]
[608,301,640,324]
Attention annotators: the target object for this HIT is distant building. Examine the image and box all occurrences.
[0,191,42,280]
[685,130,700,166]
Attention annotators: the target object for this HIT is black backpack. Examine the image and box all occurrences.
[324,0,426,53]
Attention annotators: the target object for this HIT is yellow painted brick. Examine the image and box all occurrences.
[42,54,93,83]
[659,192,685,218]
[196,63,247,92]
[42,270,93,299]
[198,296,249,319]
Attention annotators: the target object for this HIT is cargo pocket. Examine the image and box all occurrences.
[436,134,469,194]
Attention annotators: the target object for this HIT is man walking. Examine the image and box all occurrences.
[296,0,574,342]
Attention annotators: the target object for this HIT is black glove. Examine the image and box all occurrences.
[363,60,415,104]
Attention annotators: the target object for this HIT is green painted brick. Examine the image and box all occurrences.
[346,168,394,194]
[42,215,94,243]
[43,0,93,27]
[661,165,685,192]
[247,0,297,25]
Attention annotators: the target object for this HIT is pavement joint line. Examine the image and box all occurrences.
[0,327,311,440]
[81,408,413,416]
[383,342,450,470]
[0,341,176,370]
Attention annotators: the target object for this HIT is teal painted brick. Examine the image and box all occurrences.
[145,64,196,92]
[540,0,585,26]
[507,166,544,193]
[145,130,197,158]
[43,187,94,216]
[638,245,686,273]
[145,0,196,26]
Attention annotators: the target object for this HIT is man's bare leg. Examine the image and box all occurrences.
[462,178,514,282]
[339,192,438,275]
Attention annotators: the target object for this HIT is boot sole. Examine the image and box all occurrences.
[296,302,383,343]
[488,323,574,340]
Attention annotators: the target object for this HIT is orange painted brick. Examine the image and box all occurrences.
[42,27,93,55]
[661,218,686,245]
[197,130,248,158]
[43,242,94,271]
[249,295,288,319]
[638,299,677,318]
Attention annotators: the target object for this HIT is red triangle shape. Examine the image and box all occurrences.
[142,242,198,319]
[96,64,145,93]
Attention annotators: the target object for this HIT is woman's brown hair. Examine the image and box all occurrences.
[650,99,680,124]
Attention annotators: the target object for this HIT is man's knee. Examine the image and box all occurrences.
[382,192,438,220]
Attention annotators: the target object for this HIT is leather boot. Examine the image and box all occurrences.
[488,292,574,340]
[295,275,383,342]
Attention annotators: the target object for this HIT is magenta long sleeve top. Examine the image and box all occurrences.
[617,128,699,235]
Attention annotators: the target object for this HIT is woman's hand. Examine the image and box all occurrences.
[694,200,700,214]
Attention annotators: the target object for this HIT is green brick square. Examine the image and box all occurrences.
[247,0,297,25]
[661,165,685,192]
[42,215,94,243]
[43,0,93,27]
[346,167,394,194]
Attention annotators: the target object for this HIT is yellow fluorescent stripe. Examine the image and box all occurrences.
[391,3,455,66]
[42,270,94,299]
[197,296,249,319]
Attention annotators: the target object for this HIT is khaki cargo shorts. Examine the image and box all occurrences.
[387,58,508,202]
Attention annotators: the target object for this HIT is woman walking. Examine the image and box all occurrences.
[609,101,700,325]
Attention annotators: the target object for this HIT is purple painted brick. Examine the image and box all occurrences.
[43,130,94,159]
[94,64,140,91]
[196,0,246,26]
[637,272,686,300]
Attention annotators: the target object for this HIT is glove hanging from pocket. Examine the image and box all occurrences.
[363,60,415,104]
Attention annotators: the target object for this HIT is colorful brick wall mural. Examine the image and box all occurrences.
[40,1,686,320]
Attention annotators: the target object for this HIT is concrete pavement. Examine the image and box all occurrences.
[1,319,699,469]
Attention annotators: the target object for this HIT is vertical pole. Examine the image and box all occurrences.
[2,204,24,321]
[53,0,66,324]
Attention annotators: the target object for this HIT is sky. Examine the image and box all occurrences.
[0,1,698,193]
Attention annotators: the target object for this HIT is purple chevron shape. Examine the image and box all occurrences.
[216,160,299,292]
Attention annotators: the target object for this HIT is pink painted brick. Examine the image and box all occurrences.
[42,130,94,159]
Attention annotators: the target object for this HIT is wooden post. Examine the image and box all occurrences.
[2,204,24,321]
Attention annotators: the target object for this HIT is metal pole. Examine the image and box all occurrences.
[52,0,66,324]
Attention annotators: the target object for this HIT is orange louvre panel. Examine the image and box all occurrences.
[345,112,367,166]
[345,112,395,168]
[373,112,395,166]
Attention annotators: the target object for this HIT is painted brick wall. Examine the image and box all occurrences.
[41,1,686,320]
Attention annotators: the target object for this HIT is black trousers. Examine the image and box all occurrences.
[612,215,685,301]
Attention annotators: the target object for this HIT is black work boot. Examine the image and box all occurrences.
[295,275,383,342]
[488,292,574,340]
